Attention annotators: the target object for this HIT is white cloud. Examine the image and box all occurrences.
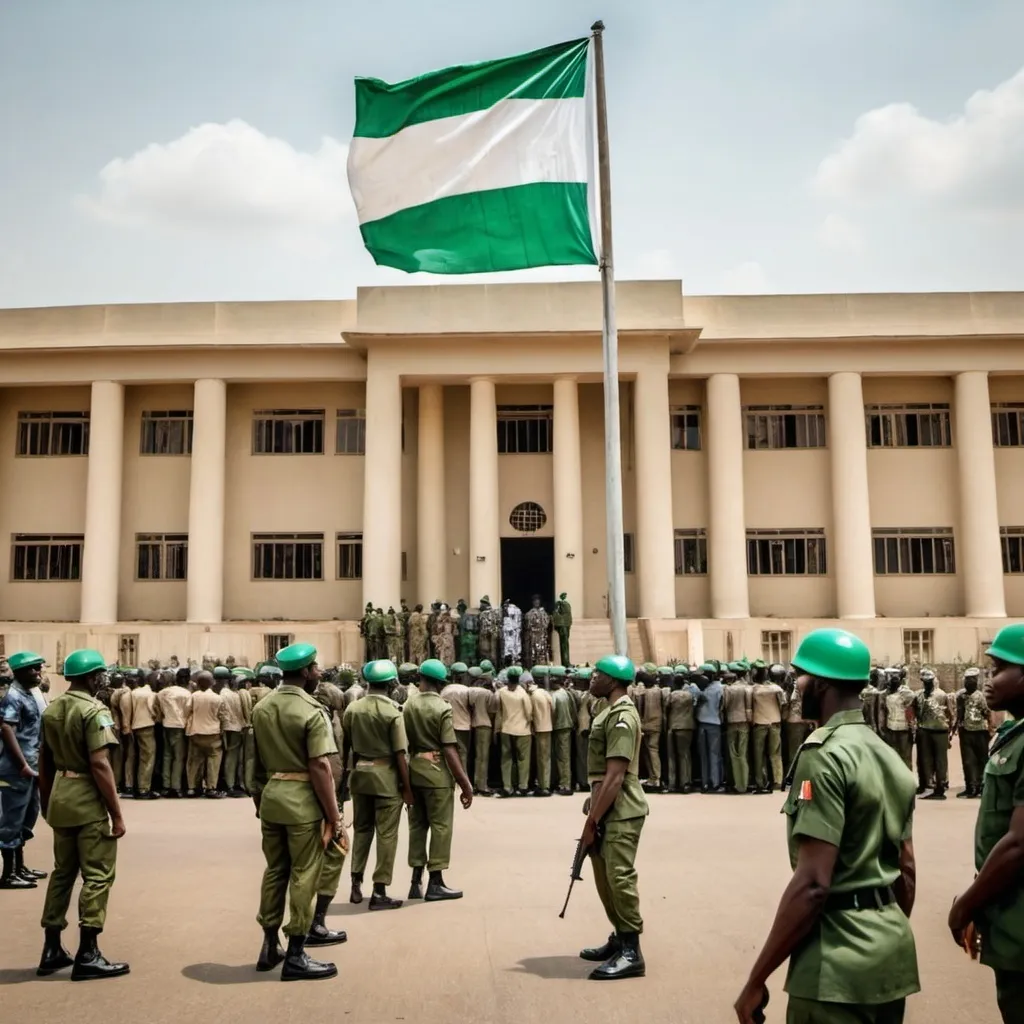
[719,261,770,294]
[818,212,864,253]
[813,67,1024,208]
[628,248,680,279]
[77,120,354,232]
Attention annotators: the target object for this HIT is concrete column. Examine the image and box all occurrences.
[186,379,227,623]
[80,380,124,624]
[553,377,584,608]
[469,378,500,604]
[706,374,749,619]
[955,371,1007,618]
[633,367,677,618]
[362,356,404,609]
[828,372,876,619]
[417,384,447,606]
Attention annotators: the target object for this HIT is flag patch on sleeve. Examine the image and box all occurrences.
[799,780,813,801]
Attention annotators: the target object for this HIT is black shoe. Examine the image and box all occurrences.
[280,935,337,982]
[557,787,573,796]
[956,789,971,799]
[205,790,227,799]
[971,788,984,799]
[368,891,403,911]
[580,933,620,962]
[408,867,424,900]
[535,789,551,797]
[15,847,48,880]
[306,895,347,946]
[518,789,532,798]
[496,789,513,799]
[164,789,180,799]
[588,932,645,980]
[425,874,463,901]
[144,791,161,800]
[0,848,36,889]
[916,784,929,795]
[256,927,285,972]
[923,789,947,801]
[71,927,130,981]
[121,790,134,799]
[476,789,494,797]
[713,785,726,794]
[37,928,74,976]
[700,786,710,794]
[681,785,693,794]
[349,875,363,905]
[229,788,247,798]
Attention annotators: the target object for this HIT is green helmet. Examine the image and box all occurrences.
[399,662,418,676]
[363,659,398,684]
[506,665,523,679]
[258,663,283,680]
[8,651,44,673]
[468,666,483,678]
[233,667,255,681]
[700,662,717,675]
[63,649,107,679]
[987,624,1024,667]
[479,660,494,673]
[791,628,870,683]
[450,662,468,674]
[595,654,636,683]
[212,665,232,680]
[533,665,550,677]
[419,659,448,683]
[549,665,566,678]
[276,643,317,673]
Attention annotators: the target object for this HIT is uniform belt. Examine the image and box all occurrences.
[270,772,310,782]
[356,758,392,767]
[412,750,442,762]
[57,770,86,779]
[824,886,896,912]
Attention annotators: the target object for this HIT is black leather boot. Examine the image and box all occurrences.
[408,866,424,900]
[424,871,462,901]
[15,846,48,880]
[349,873,363,904]
[256,927,285,971]
[280,934,337,982]
[923,787,947,801]
[579,933,620,962]
[306,894,347,946]
[0,848,35,889]
[37,928,75,976]
[368,884,403,911]
[588,931,645,980]
[71,927,130,981]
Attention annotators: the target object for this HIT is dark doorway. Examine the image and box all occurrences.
[500,537,555,614]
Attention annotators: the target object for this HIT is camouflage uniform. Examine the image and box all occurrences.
[477,599,502,665]
[408,609,429,665]
[523,603,551,670]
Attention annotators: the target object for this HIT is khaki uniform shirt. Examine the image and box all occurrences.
[497,686,533,736]
[157,685,190,729]
[531,688,553,733]
[249,684,273,706]
[403,691,458,789]
[344,684,365,707]
[860,685,881,728]
[130,684,158,729]
[751,683,785,726]
[343,693,407,797]
[187,689,224,737]
[666,685,699,731]
[551,688,575,731]
[723,683,753,725]
[313,680,345,749]
[915,687,954,731]
[219,688,246,733]
[587,695,648,822]
[883,687,916,731]
[469,686,496,728]
[440,682,472,732]
[638,685,665,732]
[117,687,135,733]
[576,690,594,732]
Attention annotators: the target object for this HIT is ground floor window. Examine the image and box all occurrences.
[902,628,934,666]
[264,633,294,661]
[761,630,793,666]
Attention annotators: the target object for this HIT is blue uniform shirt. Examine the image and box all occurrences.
[697,680,724,726]
[0,681,43,773]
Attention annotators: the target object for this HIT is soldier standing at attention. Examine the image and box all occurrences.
[477,597,502,667]
[750,661,786,793]
[128,671,160,800]
[665,671,700,793]
[551,592,573,666]
[251,663,279,705]
[440,663,472,770]
[524,595,551,669]
[36,649,129,980]
[577,655,649,980]
[116,672,136,798]
[156,668,190,798]
[574,668,594,792]
[343,660,413,910]
[636,667,666,793]
[882,670,916,770]
[549,666,575,796]
[723,669,753,794]
[955,667,991,798]
[495,666,533,797]
[234,667,256,794]
[220,674,248,797]
[530,668,554,796]
[860,668,884,734]
[468,667,496,796]
[407,605,429,665]
[403,659,473,902]
[251,643,346,982]
[914,668,955,801]
[781,666,810,780]
[734,629,919,1024]
[185,672,226,798]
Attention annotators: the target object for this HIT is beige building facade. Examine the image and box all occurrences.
[1,281,1022,670]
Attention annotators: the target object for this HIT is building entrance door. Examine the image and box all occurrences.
[499,537,555,615]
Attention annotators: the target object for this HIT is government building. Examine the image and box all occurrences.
[1,281,1022,671]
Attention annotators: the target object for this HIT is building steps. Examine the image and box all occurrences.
[559,618,646,666]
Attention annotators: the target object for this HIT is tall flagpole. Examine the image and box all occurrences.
[591,20,627,657]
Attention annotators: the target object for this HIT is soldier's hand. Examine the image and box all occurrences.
[110,815,127,839]
[582,796,592,816]
[734,982,768,1024]
[402,787,415,808]
[19,763,38,779]
[460,785,473,810]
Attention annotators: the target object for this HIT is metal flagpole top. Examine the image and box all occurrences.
[591,20,605,33]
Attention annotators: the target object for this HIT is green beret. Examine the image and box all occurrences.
[549,665,566,678]
[699,662,717,674]
[595,654,636,683]
[468,666,483,678]
[533,665,550,676]
[363,659,398,684]
[399,662,418,675]
[507,665,523,678]
[479,660,494,673]
[213,666,232,679]
[276,643,318,673]
[752,659,767,669]
[63,649,107,679]
[658,666,674,676]
[642,661,657,673]
[8,651,44,673]
[419,659,448,683]
[258,663,283,679]
[450,662,468,674]
[233,667,255,680]
[574,667,593,680]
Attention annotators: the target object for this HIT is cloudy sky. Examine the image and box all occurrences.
[2,0,1023,307]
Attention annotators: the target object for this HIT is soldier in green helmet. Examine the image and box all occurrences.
[36,648,130,980]
[549,665,575,795]
[573,667,594,792]
[468,666,496,795]
[735,628,919,1024]
[949,623,1024,1023]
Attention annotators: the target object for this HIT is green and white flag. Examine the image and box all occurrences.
[347,37,598,275]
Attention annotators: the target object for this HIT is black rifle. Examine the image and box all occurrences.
[558,823,605,918]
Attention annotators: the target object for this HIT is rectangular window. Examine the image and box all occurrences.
[865,403,952,448]
[674,528,708,575]
[903,628,934,666]
[992,404,1024,447]
[336,533,363,580]
[265,633,293,661]
[744,405,826,449]
[252,533,323,580]
[623,533,635,574]
[252,410,324,454]
[496,405,553,454]
[135,534,188,580]
[118,635,139,668]
[761,630,793,666]
[872,528,956,575]
[140,411,193,455]
[401,551,408,583]
[11,534,83,581]
[16,411,90,456]
[336,409,366,455]
[746,528,827,576]
[1002,527,1024,574]
[670,406,702,451]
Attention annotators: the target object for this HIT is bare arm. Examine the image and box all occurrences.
[443,744,474,808]
[396,752,414,805]
[89,747,125,837]
[38,743,55,816]
[893,838,916,917]
[583,757,628,845]
[0,721,33,776]
[308,753,341,826]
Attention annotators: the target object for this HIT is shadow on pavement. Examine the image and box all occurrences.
[181,963,278,985]
[510,956,590,980]
[0,968,65,985]
[327,899,427,917]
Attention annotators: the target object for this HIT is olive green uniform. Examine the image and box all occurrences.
[575,690,594,790]
[251,685,343,938]
[914,686,954,790]
[551,687,575,791]
[39,691,120,931]
[343,694,407,885]
[587,696,649,935]
[783,709,920,1022]
[403,692,459,871]
[723,682,753,791]
[957,688,991,794]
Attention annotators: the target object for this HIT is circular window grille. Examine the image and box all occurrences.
[509,501,547,534]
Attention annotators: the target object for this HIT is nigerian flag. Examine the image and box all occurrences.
[347,37,598,275]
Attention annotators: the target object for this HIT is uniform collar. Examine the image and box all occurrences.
[823,708,866,728]
[991,718,1024,755]
[611,694,632,707]
[278,684,308,696]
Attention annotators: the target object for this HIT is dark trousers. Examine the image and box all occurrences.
[960,730,989,792]
[918,729,949,789]
[0,775,39,849]
[994,968,1024,1024]
[697,723,722,789]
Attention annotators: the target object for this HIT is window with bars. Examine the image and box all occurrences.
[509,502,547,533]
[872,528,956,574]
[745,405,826,449]
[761,630,793,665]
[11,534,83,581]
[252,410,324,454]
[670,407,702,451]
[252,533,323,580]
[992,404,1024,447]
[140,411,193,455]
[118,635,139,668]
[16,411,90,456]
[135,534,188,580]
[497,406,553,453]
[623,533,635,573]
[337,533,363,580]
[336,409,366,454]
[903,629,934,666]
[265,634,294,661]
[746,529,827,575]
[865,404,951,448]
[1002,527,1024,574]
[674,529,708,575]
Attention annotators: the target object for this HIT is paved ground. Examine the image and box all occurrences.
[0,781,1004,1023]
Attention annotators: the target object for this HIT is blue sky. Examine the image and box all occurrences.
[2,0,1023,307]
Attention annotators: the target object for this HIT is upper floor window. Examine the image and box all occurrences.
[337,533,363,579]
[992,404,1024,447]
[17,411,90,456]
[747,528,827,575]
[336,409,366,455]
[252,533,324,580]
[497,405,553,454]
[674,528,708,575]
[745,405,826,450]
[670,406,702,451]
[252,410,324,455]
[872,528,955,574]
[623,533,635,574]
[11,534,83,581]
[140,411,193,455]
[866,403,951,448]
[136,534,188,580]
[1002,527,1024,574]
